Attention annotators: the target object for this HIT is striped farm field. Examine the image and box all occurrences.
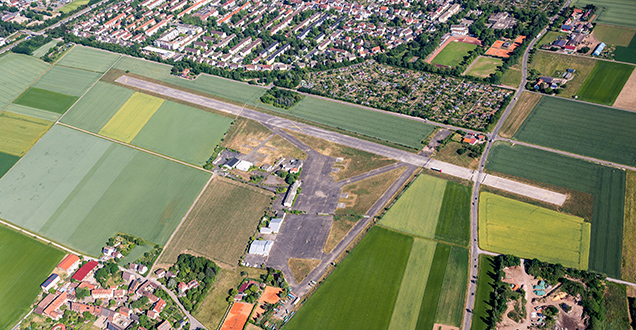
[479,192,591,269]
[61,81,136,132]
[471,255,496,330]
[56,45,120,73]
[5,103,61,122]
[514,97,636,166]
[486,143,625,277]
[99,92,164,143]
[0,125,210,255]
[577,61,634,105]
[13,87,78,114]
[33,65,101,97]
[434,245,469,326]
[573,0,636,28]
[0,111,53,156]
[113,56,434,149]
[0,53,50,109]
[0,225,64,330]
[435,182,471,246]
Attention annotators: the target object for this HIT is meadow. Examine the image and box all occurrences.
[56,46,120,72]
[0,225,64,330]
[465,57,503,78]
[471,255,496,330]
[0,125,210,255]
[33,65,101,97]
[577,61,634,105]
[0,53,50,109]
[479,192,591,269]
[284,227,412,330]
[514,96,636,166]
[0,111,53,157]
[59,0,89,12]
[573,0,636,28]
[13,87,78,114]
[486,143,625,277]
[498,92,541,138]
[337,167,406,216]
[528,51,596,97]
[159,177,272,267]
[113,56,435,149]
[431,41,478,67]
[501,65,522,87]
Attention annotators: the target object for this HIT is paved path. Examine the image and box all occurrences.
[481,174,567,205]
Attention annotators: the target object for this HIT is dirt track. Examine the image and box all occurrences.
[614,69,636,111]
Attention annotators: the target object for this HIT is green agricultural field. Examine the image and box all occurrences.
[0,125,210,255]
[486,143,626,277]
[614,36,636,64]
[284,227,412,330]
[0,53,50,109]
[131,101,234,165]
[415,244,450,330]
[593,24,636,47]
[59,0,89,12]
[514,96,636,166]
[435,246,469,327]
[465,57,503,78]
[479,192,591,269]
[471,255,496,330]
[529,51,596,97]
[577,61,634,105]
[388,239,437,330]
[0,225,64,330]
[61,81,135,132]
[573,0,636,28]
[56,46,120,72]
[5,103,61,122]
[380,175,447,238]
[33,65,101,97]
[113,56,435,149]
[0,152,19,179]
[32,40,58,58]
[435,182,471,246]
[13,87,78,114]
[432,41,478,67]
[0,111,53,156]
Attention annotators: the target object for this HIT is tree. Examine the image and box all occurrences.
[75,287,90,300]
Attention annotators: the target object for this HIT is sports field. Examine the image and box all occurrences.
[479,192,591,269]
[514,96,636,166]
[0,225,64,330]
[56,46,120,72]
[0,53,50,109]
[0,111,53,156]
[0,125,210,255]
[113,56,435,149]
[577,61,634,105]
[59,0,89,12]
[471,255,496,330]
[431,41,478,67]
[33,65,101,97]
[486,143,625,277]
[284,227,413,330]
[465,57,502,78]
[99,92,164,143]
[160,177,272,267]
[528,51,596,98]
[380,175,470,245]
[573,0,636,28]
[13,87,78,114]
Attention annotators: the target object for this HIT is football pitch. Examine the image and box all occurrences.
[0,125,210,255]
[431,41,478,67]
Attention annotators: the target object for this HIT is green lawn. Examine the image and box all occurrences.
[56,45,120,72]
[0,53,50,109]
[415,244,451,330]
[465,57,503,78]
[471,255,496,330]
[0,125,210,255]
[13,87,78,114]
[479,192,591,269]
[0,225,64,330]
[114,56,435,150]
[538,31,569,47]
[432,42,478,67]
[486,142,625,277]
[33,65,101,97]
[59,0,89,12]
[501,67,522,87]
[577,61,634,105]
[0,152,19,179]
[132,100,234,165]
[435,182,471,246]
[514,96,636,166]
[380,175,447,238]
[435,246,469,327]
[284,227,412,330]
[573,0,636,28]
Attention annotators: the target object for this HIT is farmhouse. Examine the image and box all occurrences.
[57,254,80,274]
[248,240,274,256]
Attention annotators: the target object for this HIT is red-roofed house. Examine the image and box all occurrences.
[153,298,166,313]
[57,254,80,274]
[462,137,478,145]
[72,261,98,281]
